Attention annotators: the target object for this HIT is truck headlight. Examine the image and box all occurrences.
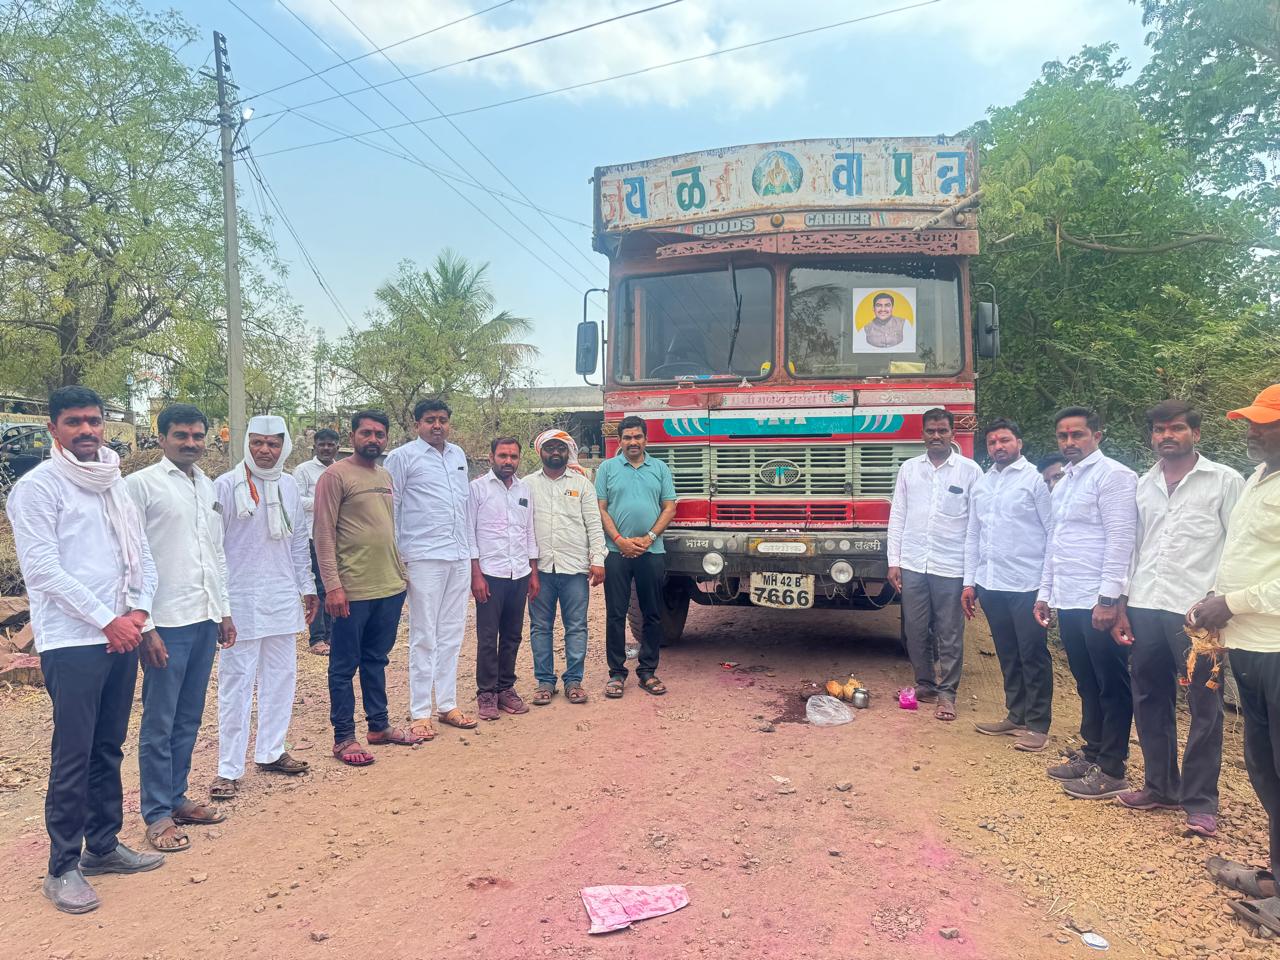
[702,552,725,575]
[830,560,854,584]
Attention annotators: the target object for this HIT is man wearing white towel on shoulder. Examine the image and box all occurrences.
[209,416,317,802]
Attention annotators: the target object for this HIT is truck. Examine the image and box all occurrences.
[574,137,998,644]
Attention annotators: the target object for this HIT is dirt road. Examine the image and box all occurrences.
[0,597,1274,959]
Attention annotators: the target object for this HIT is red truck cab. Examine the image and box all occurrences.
[577,138,996,642]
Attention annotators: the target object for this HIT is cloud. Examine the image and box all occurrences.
[278,0,1145,114]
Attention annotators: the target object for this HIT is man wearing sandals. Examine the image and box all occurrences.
[210,416,318,800]
[384,398,478,740]
[1034,407,1138,800]
[1110,401,1242,837]
[7,386,163,914]
[469,437,540,719]
[526,430,606,706]
[314,411,423,764]
[126,404,237,852]
[887,408,982,722]
[596,416,677,699]
[1194,385,1280,933]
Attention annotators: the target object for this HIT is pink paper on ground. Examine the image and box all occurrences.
[580,884,690,934]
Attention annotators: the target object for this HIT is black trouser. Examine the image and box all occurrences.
[308,541,331,645]
[978,587,1052,733]
[475,574,529,694]
[1228,650,1280,877]
[604,551,664,681]
[1058,608,1132,780]
[40,644,139,876]
[1128,607,1223,813]
[327,591,405,743]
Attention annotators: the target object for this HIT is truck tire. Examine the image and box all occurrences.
[627,578,692,647]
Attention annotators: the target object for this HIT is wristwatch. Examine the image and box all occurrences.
[1097,596,1116,608]
[645,529,658,542]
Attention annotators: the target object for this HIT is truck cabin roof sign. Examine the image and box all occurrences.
[594,137,978,237]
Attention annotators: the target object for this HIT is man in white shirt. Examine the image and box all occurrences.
[1192,385,1280,930]
[1035,406,1138,800]
[126,404,236,854]
[6,386,162,914]
[962,418,1054,752]
[469,437,540,720]
[1111,401,1243,836]
[887,408,982,721]
[525,430,606,705]
[293,428,339,655]
[209,416,318,803]
[383,398,476,737]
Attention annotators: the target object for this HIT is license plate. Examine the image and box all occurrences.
[749,572,814,609]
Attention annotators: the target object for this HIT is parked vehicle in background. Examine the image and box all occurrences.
[0,424,53,478]
[578,137,996,643]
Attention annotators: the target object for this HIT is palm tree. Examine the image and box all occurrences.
[330,250,537,433]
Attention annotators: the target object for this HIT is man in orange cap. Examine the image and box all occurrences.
[1192,384,1280,933]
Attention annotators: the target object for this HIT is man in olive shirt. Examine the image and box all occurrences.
[313,410,421,765]
[596,416,677,698]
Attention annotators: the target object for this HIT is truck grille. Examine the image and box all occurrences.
[644,442,925,502]
[712,502,853,525]
[644,445,709,496]
[852,443,926,497]
[713,445,851,497]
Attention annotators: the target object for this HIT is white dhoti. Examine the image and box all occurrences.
[405,558,470,718]
[217,633,298,779]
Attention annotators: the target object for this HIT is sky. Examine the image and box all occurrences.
[155,0,1153,387]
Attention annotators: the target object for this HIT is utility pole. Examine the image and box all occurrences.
[214,31,247,456]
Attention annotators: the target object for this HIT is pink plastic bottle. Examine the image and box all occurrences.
[898,687,919,711]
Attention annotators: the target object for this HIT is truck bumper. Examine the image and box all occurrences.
[660,529,890,583]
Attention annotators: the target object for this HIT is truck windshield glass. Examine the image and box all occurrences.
[614,267,773,383]
[786,260,963,378]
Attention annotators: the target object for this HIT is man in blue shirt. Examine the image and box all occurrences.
[595,416,677,698]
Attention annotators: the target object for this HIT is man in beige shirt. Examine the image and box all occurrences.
[1191,385,1280,933]
[313,410,419,765]
[525,430,606,706]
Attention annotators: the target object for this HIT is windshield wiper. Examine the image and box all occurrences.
[725,258,744,371]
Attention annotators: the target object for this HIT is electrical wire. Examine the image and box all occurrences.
[324,0,605,281]
[252,0,943,155]
[224,0,598,299]
[279,106,592,228]
[273,0,599,288]
[246,0,521,100]
[251,0,689,119]
[241,142,358,329]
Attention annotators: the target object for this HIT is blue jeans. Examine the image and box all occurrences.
[328,592,405,743]
[138,620,218,825]
[528,572,589,688]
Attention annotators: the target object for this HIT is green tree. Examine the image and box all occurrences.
[971,45,1280,468]
[329,250,537,445]
[0,0,301,406]
[1136,0,1280,218]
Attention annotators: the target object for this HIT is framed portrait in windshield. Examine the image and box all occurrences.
[851,287,916,353]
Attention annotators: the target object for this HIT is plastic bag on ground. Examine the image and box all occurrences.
[805,694,853,726]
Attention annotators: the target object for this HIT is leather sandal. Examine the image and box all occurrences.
[257,753,310,775]
[146,817,190,853]
[437,707,478,730]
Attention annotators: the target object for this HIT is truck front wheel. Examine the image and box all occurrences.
[627,577,692,648]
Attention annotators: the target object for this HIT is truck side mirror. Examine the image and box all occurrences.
[976,302,1000,359]
[575,320,599,375]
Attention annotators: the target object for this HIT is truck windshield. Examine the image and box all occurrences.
[786,260,963,378]
[614,267,773,383]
